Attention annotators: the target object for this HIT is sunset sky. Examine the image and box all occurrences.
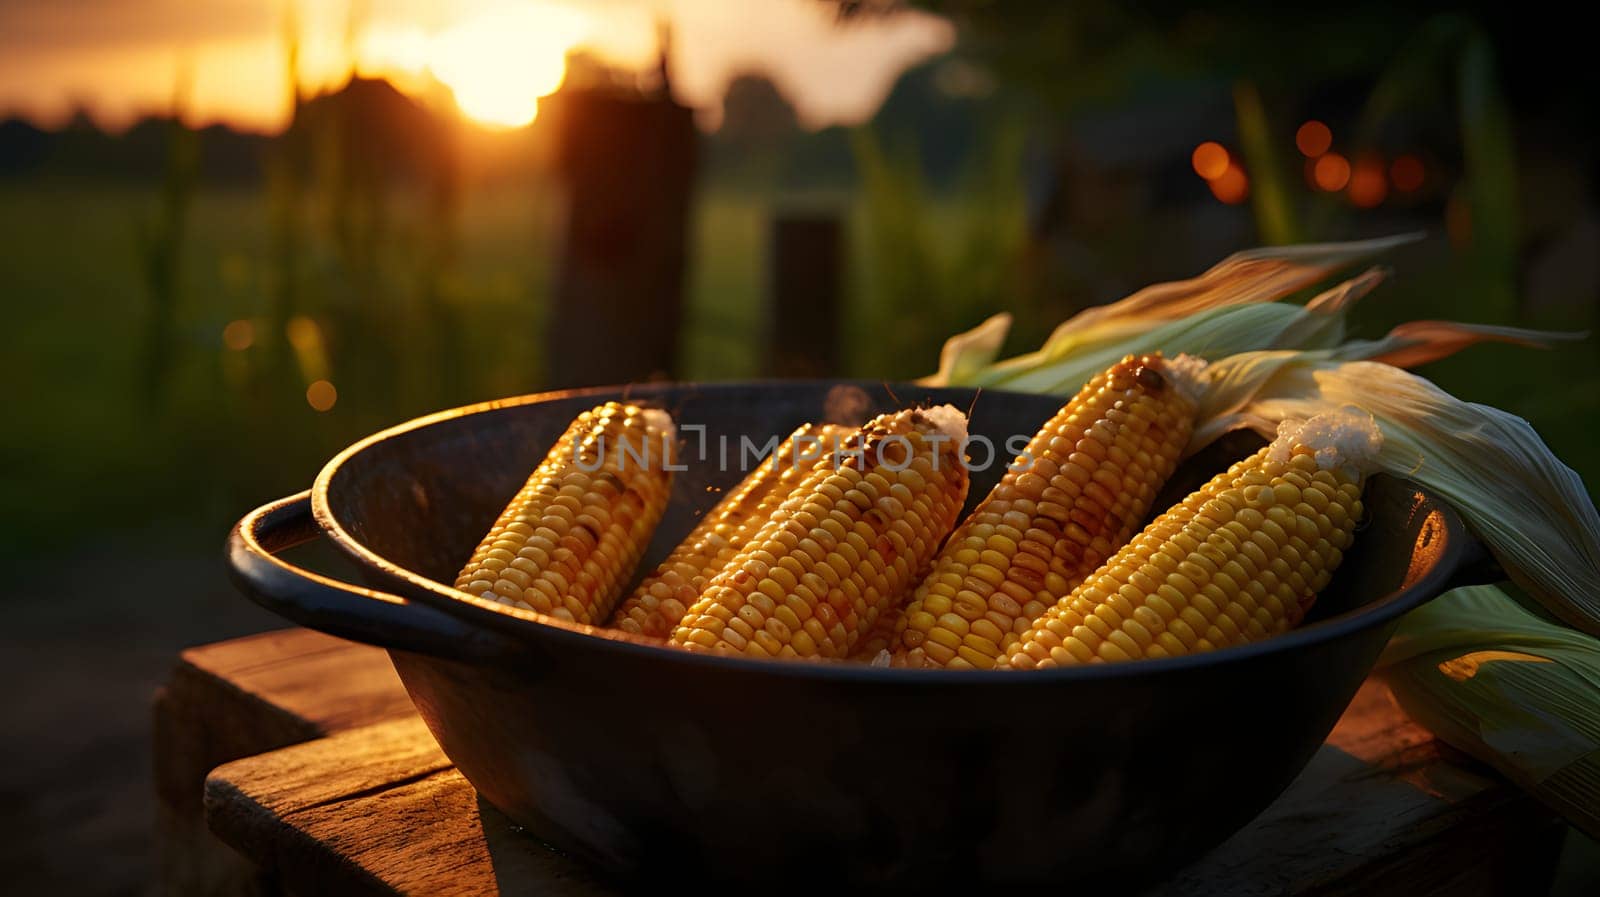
[0,0,955,132]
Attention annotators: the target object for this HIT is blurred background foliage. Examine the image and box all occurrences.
[1,2,1596,564]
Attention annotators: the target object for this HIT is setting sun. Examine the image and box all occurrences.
[428,4,591,129]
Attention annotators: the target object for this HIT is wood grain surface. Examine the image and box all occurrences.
[155,628,414,895]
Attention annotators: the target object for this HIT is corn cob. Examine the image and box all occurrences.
[892,354,1201,669]
[1001,411,1378,668]
[455,402,675,625]
[611,423,849,638]
[671,407,970,659]
[851,602,906,662]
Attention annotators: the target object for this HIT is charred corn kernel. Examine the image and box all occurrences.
[671,406,970,659]
[1002,411,1380,669]
[610,423,847,638]
[455,403,675,625]
[891,354,1200,669]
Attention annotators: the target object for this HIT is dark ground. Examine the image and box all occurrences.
[0,528,279,895]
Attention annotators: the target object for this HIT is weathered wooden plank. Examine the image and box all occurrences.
[156,629,413,809]
[155,628,414,896]
[204,678,1559,896]
[206,717,609,897]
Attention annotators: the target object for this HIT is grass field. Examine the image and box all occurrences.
[0,180,779,564]
[0,175,1024,565]
[4,177,1598,571]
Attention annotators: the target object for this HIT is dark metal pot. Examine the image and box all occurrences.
[227,381,1485,889]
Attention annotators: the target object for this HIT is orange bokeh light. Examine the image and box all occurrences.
[306,380,338,412]
[1312,153,1351,192]
[1348,157,1388,208]
[1191,142,1230,180]
[222,319,254,351]
[1391,155,1425,192]
[1295,120,1332,157]
[1209,165,1250,204]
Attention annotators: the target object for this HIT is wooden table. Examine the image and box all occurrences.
[159,628,1564,895]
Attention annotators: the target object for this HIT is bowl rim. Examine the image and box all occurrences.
[309,379,1477,683]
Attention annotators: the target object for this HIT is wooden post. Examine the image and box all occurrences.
[768,212,842,377]
[543,87,697,387]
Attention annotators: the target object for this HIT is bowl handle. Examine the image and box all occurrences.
[227,492,526,663]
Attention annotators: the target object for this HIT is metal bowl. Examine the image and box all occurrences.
[227,381,1484,889]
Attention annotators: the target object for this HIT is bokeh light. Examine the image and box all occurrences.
[306,380,338,412]
[284,315,330,382]
[285,315,321,351]
[1312,153,1351,192]
[1295,120,1332,157]
[1191,142,1230,180]
[222,319,254,351]
[1209,165,1250,204]
[1391,155,1426,192]
[1348,156,1388,208]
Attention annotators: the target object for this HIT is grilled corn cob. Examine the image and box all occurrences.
[1001,410,1379,668]
[454,402,675,624]
[851,601,906,662]
[611,423,849,638]
[671,407,970,659]
[891,354,1201,669]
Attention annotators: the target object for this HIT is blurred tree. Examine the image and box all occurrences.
[843,2,1594,108]
[837,1,1582,318]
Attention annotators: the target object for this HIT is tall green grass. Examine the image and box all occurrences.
[135,66,199,407]
[848,123,1029,379]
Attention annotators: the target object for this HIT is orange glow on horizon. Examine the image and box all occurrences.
[0,2,956,134]
[1295,120,1332,157]
[1191,142,1230,180]
[1312,153,1351,192]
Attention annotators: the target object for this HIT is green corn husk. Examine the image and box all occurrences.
[921,234,1599,839]
[1195,355,1600,636]
[921,234,1419,389]
[1379,585,1600,841]
[956,302,1331,393]
[1186,349,1600,843]
[1330,319,1585,368]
